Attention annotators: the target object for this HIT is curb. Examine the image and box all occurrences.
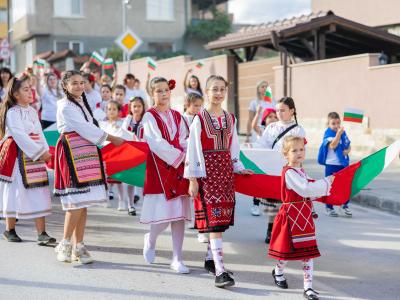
[351,192,400,215]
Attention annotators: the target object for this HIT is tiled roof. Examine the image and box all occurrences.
[206,11,332,50]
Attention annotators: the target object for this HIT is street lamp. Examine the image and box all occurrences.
[122,0,132,61]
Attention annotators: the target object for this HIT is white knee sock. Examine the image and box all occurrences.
[127,185,134,207]
[149,223,169,249]
[205,241,213,261]
[275,260,288,281]
[302,259,313,290]
[210,238,225,276]
[171,220,185,262]
[116,184,125,202]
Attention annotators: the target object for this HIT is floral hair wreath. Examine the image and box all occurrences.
[168,79,176,90]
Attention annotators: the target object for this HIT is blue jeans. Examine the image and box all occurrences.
[325,164,350,209]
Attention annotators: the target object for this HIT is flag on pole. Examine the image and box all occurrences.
[102,58,115,78]
[264,86,273,103]
[195,60,205,69]
[343,108,364,123]
[89,51,104,67]
[147,57,157,71]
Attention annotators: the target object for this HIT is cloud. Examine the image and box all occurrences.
[229,0,311,24]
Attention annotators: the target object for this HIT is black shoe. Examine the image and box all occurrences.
[133,195,140,204]
[265,230,272,244]
[37,231,56,246]
[204,259,216,274]
[3,229,22,242]
[215,272,235,288]
[128,207,136,216]
[272,269,288,289]
[303,288,319,300]
[108,191,114,200]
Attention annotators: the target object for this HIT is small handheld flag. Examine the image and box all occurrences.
[102,58,114,78]
[344,108,364,123]
[89,51,104,67]
[33,58,46,70]
[263,86,273,103]
[147,57,157,71]
[195,60,205,69]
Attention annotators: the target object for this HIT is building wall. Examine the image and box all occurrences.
[274,53,400,150]
[237,57,280,134]
[312,0,400,27]
[0,0,7,38]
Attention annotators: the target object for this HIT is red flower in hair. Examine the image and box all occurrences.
[88,74,96,82]
[168,79,176,90]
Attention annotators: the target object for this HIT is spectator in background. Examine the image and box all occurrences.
[38,72,63,129]
[82,73,102,111]
[0,67,13,102]
[124,73,147,104]
[183,69,203,96]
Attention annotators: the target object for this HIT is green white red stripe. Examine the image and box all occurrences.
[102,58,114,70]
[34,58,46,69]
[343,108,364,123]
[147,57,157,70]
[195,60,205,69]
[264,86,273,103]
[89,51,104,66]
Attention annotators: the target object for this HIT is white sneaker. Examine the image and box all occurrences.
[170,261,190,274]
[143,233,155,264]
[117,201,128,211]
[341,206,353,217]
[251,205,261,216]
[197,233,209,243]
[326,208,339,217]
[55,240,72,263]
[72,243,93,264]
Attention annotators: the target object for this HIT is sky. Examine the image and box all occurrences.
[228,0,311,24]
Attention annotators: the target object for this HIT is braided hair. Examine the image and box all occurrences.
[61,70,99,127]
[277,96,298,124]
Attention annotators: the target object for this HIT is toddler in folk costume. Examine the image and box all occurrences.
[318,112,352,217]
[269,136,334,300]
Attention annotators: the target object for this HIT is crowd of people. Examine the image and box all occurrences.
[0,64,354,300]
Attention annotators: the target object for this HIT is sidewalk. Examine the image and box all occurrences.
[304,148,400,215]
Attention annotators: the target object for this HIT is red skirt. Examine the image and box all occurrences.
[195,150,235,233]
[268,207,320,261]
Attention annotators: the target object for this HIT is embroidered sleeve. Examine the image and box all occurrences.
[285,169,332,198]
[142,112,185,168]
[231,118,245,173]
[6,109,46,161]
[184,116,206,178]
[62,102,106,146]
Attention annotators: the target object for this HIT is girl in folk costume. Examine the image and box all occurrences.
[270,136,334,300]
[0,75,55,245]
[184,75,253,288]
[182,92,208,243]
[122,96,146,215]
[113,84,129,118]
[54,70,123,264]
[141,77,191,274]
[256,97,306,244]
[99,100,128,211]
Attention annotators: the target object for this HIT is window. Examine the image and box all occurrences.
[54,0,82,17]
[146,0,174,21]
[148,42,173,52]
[12,0,35,23]
[54,40,83,54]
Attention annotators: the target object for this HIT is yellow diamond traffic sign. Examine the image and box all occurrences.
[115,27,143,56]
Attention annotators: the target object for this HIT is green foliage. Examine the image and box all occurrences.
[106,45,123,62]
[186,9,231,42]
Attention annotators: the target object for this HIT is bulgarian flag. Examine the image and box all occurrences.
[344,108,364,123]
[43,123,59,147]
[147,57,157,71]
[101,141,148,187]
[102,58,114,78]
[195,60,205,69]
[235,148,285,199]
[89,51,104,67]
[264,86,273,103]
[33,58,46,69]
[235,141,400,204]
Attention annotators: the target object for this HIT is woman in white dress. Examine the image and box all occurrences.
[0,75,55,245]
[54,70,123,264]
[140,77,191,274]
